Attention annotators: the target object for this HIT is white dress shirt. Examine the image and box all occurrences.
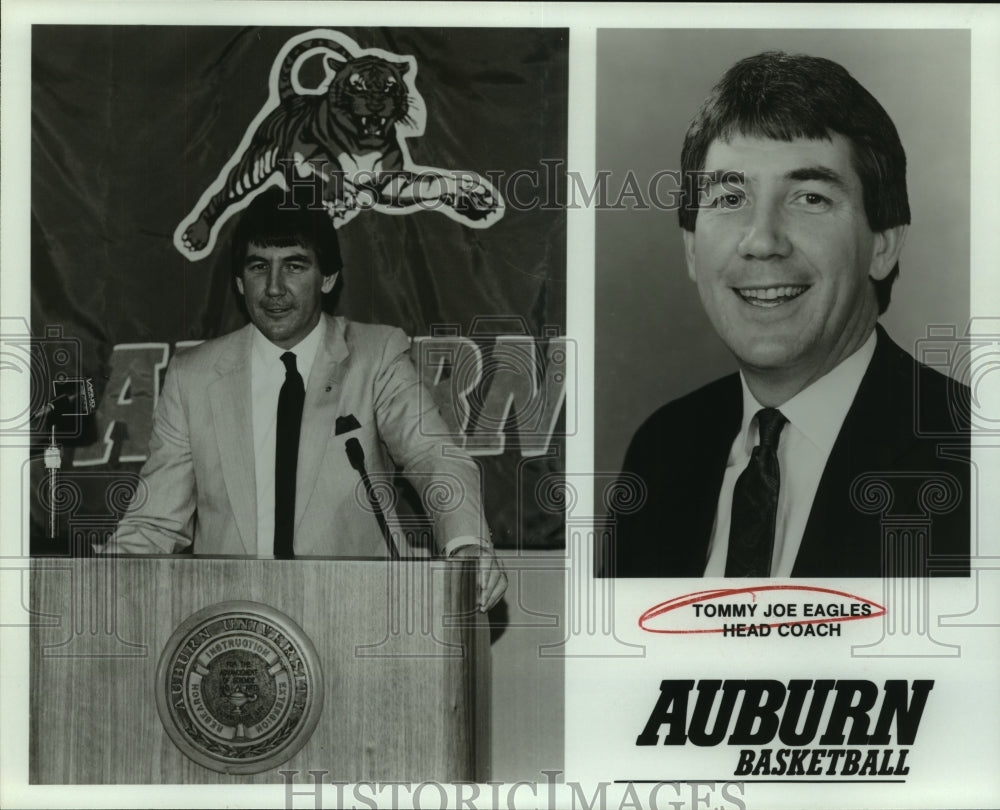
[703,330,877,577]
[250,317,325,558]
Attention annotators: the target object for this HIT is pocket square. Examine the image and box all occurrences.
[335,414,362,435]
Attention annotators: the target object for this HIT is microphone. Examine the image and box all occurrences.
[345,437,400,559]
[33,377,94,540]
[344,437,365,471]
[32,382,92,422]
[32,392,77,420]
[32,377,95,436]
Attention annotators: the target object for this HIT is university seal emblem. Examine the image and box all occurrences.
[155,601,323,774]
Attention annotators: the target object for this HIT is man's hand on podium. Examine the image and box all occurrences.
[452,544,507,612]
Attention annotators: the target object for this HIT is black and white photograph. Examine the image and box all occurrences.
[3,5,1000,810]
[20,22,567,787]
[596,29,972,578]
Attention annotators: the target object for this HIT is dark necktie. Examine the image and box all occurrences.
[725,408,788,577]
[274,351,305,558]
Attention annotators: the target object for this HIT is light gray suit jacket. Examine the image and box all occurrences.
[109,315,485,556]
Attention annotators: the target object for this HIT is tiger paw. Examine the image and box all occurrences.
[322,196,364,227]
[323,195,354,219]
[444,183,500,222]
[181,218,211,252]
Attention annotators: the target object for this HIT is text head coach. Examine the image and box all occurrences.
[107,189,506,611]
[610,52,970,579]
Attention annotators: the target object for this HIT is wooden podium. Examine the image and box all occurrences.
[29,556,491,784]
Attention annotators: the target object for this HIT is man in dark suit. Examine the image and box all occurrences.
[107,189,506,610]
[610,52,970,578]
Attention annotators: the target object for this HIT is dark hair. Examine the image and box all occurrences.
[679,51,909,314]
[231,186,343,279]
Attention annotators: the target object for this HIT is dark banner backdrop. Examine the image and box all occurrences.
[30,25,568,554]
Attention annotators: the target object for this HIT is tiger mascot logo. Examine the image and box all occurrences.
[175,29,504,261]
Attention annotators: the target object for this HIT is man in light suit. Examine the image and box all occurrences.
[610,52,970,578]
[109,189,506,610]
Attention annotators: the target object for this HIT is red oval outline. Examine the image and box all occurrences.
[638,585,886,634]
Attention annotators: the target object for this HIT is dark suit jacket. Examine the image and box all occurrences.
[609,325,970,577]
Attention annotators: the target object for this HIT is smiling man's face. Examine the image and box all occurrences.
[236,242,336,349]
[683,133,905,400]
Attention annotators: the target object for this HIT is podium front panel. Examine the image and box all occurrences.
[30,557,490,784]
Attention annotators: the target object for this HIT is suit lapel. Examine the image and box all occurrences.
[689,376,743,573]
[794,325,908,575]
[208,325,257,554]
[295,315,350,533]
[660,374,741,576]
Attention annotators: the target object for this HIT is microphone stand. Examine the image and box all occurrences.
[345,438,400,559]
[44,426,62,539]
